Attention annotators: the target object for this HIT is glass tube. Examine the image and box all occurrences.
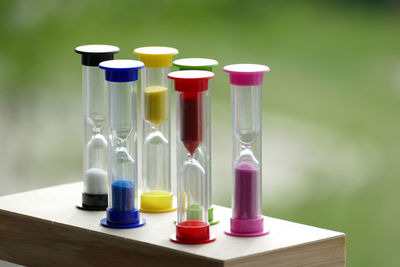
[83,65,108,195]
[232,85,262,220]
[173,58,219,224]
[133,46,178,213]
[223,64,270,237]
[169,70,215,244]
[108,80,137,212]
[141,67,172,212]
[99,59,145,228]
[75,44,119,211]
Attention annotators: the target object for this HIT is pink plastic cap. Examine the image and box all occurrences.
[223,64,270,86]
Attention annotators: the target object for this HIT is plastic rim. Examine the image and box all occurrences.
[168,70,214,92]
[133,46,179,68]
[75,44,119,66]
[224,228,269,237]
[173,58,218,71]
[75,44,120,54]
[140,191,177,213]
[76,204,106,211]
[100,217,146,229]
[134,46,178,55]
[170,233,216,244]
[223,64,270,73]
[141,207,177,213]
[99,60,144,82]
[223,63,270,86]
[168,70,214,80]
[171,221,215,244]
[99,59,144,70]
[225,217,270,237]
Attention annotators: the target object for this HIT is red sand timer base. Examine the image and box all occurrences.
[170,221,216,244]
[225,217,270,237]
[100,208,146,229]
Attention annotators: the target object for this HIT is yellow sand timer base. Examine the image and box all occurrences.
[140,190,177,213]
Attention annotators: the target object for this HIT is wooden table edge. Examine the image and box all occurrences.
[224,234,346,266]
[0,208,225,267]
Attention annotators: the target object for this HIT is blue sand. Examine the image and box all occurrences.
[112,179,134,211]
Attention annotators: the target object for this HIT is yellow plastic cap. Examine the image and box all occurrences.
[133,46,179,68]
[140,190,177,213]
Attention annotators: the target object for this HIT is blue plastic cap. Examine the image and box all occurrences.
[99,59,145,82]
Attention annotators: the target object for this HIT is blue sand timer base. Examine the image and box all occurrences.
[101,208,146,229]
[100,180,146,228]
[76,193,108,211]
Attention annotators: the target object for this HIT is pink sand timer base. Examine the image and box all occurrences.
[170,221,216,244]
[225,217,270,237]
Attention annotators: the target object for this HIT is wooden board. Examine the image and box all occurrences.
[0,182,345,266]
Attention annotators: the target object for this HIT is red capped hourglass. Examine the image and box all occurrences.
[133,47,179,213]
[169,70,215,244]
[75,45,119,211]
[173,58,219,225]
[99,59,146,228]
[223,64,270,237]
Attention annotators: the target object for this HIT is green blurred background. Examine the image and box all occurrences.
[0,0,399,266]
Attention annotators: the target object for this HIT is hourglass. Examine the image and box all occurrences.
[168,70,215,244]
[99,59,146,228]
[223,64,270,237]
[173,58,219,225]
[75,44,119,211]
[133,46,179,213]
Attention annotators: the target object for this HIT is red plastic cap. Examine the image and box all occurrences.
[176,221,210,241]
[168,70,214,92]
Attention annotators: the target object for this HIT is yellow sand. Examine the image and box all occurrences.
[144,86,168,125]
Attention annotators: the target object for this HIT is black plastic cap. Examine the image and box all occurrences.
[78,193,108,211]
[75,44,120,67]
